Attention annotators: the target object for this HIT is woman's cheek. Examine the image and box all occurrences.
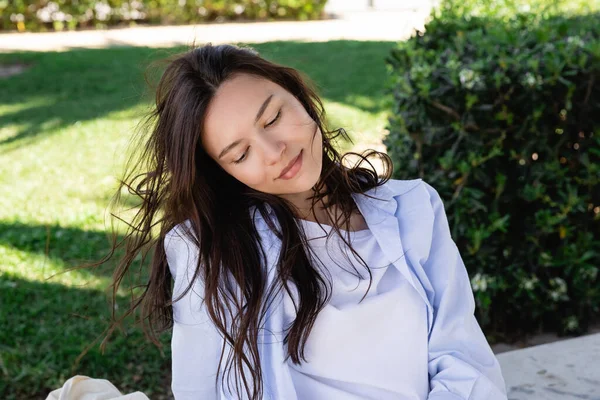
[239,160,266,188]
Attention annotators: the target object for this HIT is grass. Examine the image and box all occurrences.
[0,40,397,399]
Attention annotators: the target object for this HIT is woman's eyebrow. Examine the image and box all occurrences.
[218,139,243,159]
[254,94,273,123]
[218,94,274,160]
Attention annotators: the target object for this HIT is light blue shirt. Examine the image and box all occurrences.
[165,178,508,400]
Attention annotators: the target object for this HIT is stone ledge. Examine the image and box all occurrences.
[496,333,600,399]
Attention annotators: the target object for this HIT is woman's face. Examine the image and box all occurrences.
[201,73,323,196]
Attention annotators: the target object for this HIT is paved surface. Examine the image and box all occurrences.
[497,333,600,399]
[0,8,431,52]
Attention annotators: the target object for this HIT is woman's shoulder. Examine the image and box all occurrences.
[387,178,451,260]
[386,178,443,203]
[379,177,423,197]
[381,178,447,226]
[365,177,442,207]
[165,219,197,247]
[164,219,199,278]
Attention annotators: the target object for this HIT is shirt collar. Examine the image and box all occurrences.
[251,178,422,230]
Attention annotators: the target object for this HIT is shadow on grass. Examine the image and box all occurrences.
[0,220,144,280]
[0,275,172,400]
[0,46,166,153]
[0,40,396,152]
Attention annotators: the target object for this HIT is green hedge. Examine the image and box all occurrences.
[0,0,328,32]
[384,1,600,339]
[433,0,599,20]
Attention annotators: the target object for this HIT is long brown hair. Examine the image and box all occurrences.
[90,43,393,399]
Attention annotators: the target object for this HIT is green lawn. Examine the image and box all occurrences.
[0,40,397,399]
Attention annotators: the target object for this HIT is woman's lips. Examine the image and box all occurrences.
[277,150,303,180]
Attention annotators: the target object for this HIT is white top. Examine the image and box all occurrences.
[287,220,429,399]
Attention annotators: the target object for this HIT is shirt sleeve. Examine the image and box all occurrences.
[164,225,222,400]
[421,182,508,400]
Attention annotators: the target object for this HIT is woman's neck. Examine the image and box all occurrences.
[279,187,329,222]
[279,187,367,232]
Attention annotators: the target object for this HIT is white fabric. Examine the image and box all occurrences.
[45,375,149,400]
[286,220,429,400]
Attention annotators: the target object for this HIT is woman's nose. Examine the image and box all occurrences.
[264,140,285,166]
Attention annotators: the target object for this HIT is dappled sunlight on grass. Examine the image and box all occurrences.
[0,274,171,399]
[342,93,391,114]
[0,97,58,143]
[0,220,154,284]
[0,48,156,154]
[323,99,390,153]
[0,105,142,226]
[0,122,26,142]
[0,97,55,114]
[0,244,109,288]
[0,223,167,397]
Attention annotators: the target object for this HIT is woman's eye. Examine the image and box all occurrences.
[234,147,250,164]
[265,109,281,127]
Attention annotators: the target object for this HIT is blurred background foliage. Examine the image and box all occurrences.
[433,0,599,19]
[0,0,328,32]
[384,0,600,340]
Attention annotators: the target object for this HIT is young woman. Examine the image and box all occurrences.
[109,43,508,400]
